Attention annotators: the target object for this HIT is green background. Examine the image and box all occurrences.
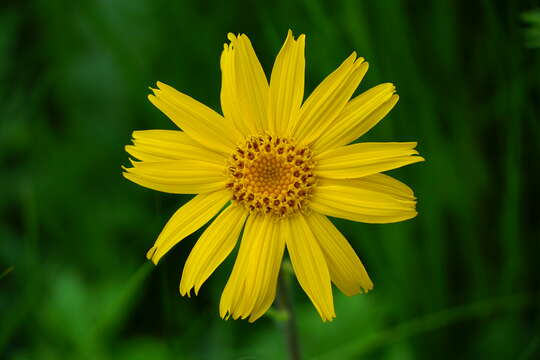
[2,0,539,359]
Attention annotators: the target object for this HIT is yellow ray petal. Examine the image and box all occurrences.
[348,172,416,199]
[284,215,335,321]
[220,33,269,136]
[219,214,285,321]
[310,175,418,223]
[268,30,305,136]
[314,142,424,179]
[313,84,398,152]
[145,190,231,264]
[220,42,252,136]
[148,81,240,154]
[248,218,286,322]
[126,130,227,165]
[180,205,248,297]
[306,212,372,296]
[292,53,368,146]
[123,159,226,194]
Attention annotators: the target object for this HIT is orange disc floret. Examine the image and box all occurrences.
[226,135,315,216]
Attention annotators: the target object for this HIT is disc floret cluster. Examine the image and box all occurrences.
[227,135,315,217]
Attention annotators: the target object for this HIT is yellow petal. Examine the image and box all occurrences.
[219,214,285,322]
[248,218,286,322]
[145,190,231,264]
[306,212,372,296]
[123,159,225,194]
[292,53,368,146]
[312,84,398,152]
[126,130,227,165]
[179,205,248,296]
[315,142,424,179]
[349,172,416,199]
[268,30,305,136]
[284,215,335,321]
[220,33,269,136]
[310,175,418,223]
[220,42,251,136]
[148,81,239,154]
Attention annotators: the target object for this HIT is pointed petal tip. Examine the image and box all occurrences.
[413,155,426,163]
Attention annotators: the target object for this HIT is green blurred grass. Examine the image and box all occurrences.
[1,0,539,359]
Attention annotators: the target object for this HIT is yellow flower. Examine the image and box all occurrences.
[123,30,424,322]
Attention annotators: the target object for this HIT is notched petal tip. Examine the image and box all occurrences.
[355,57,366,65]
[359,60,369,70]
[146,246,158,263]
[360,279,374,294]
[288,31,306,44]
[383,82,397,94]
[147,94,156,103]
[179,285,193,298]
[148,83,164,95]
[127,158,139,167]
[318,308,337,322]
[156,81,171,91]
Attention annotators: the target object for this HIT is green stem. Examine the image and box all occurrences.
[277,265,301,360]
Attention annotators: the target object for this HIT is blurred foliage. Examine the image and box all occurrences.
[1,0,539,359]
[523,9,540,47]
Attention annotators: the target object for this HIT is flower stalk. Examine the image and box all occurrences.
[277,261,301,360]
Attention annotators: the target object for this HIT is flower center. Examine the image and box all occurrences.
[227,135,315,217]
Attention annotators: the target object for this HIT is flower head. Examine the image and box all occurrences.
[124,30,424,322]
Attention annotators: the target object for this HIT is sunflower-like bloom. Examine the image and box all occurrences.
[123,31,424,322]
